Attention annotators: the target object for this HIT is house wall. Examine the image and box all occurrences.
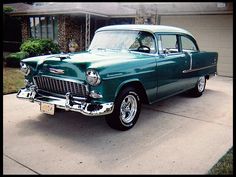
[135,13,158,25]
[57,15,67,52]
[20,15,86,53]
[69,16,86,52]
[58,15,85,52]
[21,16,30,42]
[20,15,135,53]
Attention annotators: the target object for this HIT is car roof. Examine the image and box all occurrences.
[96,24,194,38]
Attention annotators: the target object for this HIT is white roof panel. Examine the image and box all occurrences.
[96,24,194,37]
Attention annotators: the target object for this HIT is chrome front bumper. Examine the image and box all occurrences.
[16,87,114,116]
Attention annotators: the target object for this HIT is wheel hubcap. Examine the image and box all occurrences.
[120,95,137,124]
[198,76,205,92]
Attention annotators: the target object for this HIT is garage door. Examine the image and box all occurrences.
[160,15,233,77]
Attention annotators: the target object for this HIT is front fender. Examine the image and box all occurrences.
[115,78,141,98]
[89,76,141,104]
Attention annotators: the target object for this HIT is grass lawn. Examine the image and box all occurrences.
[3,67,25,94]
[208,147,233,175]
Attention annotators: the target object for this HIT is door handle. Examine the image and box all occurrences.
[159,54,166,58]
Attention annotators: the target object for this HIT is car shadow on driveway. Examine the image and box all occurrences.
[14,87,229,161]
[15,106,174,163]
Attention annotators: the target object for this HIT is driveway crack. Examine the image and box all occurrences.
[143,105,232,128]
[4,154,40,175]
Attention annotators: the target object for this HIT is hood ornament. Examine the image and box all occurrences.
[56,53,71,60]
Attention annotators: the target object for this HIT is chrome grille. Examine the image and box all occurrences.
[34,76,88,97]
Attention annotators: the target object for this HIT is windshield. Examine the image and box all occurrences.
[88,30,156,54]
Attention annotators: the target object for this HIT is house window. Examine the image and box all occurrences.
[30,16,58,42]
[108,18,135,25]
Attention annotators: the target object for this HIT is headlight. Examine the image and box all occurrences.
[20,62,30,76]
[86,69,101,86]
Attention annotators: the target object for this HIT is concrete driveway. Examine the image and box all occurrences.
[3,76,233,174]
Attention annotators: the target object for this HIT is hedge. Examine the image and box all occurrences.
[20,38,60,57]
[5,39,60,68]
[5,51,29,68]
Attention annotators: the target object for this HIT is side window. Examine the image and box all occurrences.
[140,35,156,53]
[158,35,179,54]
[130,31,156,54]
[181,36,197,52]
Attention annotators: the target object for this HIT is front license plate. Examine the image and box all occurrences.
[20,91,29,98]
[40,102,55,115]
[18,90,30,98]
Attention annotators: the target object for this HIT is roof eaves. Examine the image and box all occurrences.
[9,10,110,18]
[158,10,233,15]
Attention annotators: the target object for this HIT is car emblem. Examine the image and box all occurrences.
[49,68,65,74]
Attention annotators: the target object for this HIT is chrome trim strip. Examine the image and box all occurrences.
[55,79,59,93]
[69,82,73,94]
[52,78,56,91]
[61,80,66,93]
[48,77,52,91]
[37,89,87,101]
[89,90,103,99]
[72,82,76,94]
[16,87,113,116]
[42,77,45,89]
[182,64,217,73]
[103,70,155,80]
[32,77,37,87]
[49,77,52,91]
[39,75,85,85]
[189,53,193,70]
[34,75,89,96]
[37,91,87,101]
[129,51,158,56]
[58,80,62,93]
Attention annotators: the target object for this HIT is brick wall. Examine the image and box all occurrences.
[57,15,68,52]
[21,16,30,42]
[58,15,85,52]
[20,15,85,52]
[135,8,158,25]
[20,14,156,53]
[135,15,157,25]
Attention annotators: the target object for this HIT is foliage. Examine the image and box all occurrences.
[5,51,29,68]
[20,38,60,57]
[3,67,25,94]
[208,147,233,175]
[3,6,14,13]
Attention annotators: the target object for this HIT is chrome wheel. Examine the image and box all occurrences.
[105,87,141,131]
[198,76,205,92]
[120,95,137,124]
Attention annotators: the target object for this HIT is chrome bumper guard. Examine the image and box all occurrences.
[16,87,114,116]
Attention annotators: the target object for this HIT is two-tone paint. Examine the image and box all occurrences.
[17,25,218,116]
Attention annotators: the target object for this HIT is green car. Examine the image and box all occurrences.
[17,25,218,131]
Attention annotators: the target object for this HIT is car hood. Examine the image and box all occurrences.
[22,51,152,81]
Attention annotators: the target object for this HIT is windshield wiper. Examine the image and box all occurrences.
[108,48,121,51]
[92,48,122,52]
[97,48,107,51]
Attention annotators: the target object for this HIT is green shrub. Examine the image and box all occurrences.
[20,38,60,57]
[5,51,29,68]
[3,6,14,13]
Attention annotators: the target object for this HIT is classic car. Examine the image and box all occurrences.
[17,25,218,130]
